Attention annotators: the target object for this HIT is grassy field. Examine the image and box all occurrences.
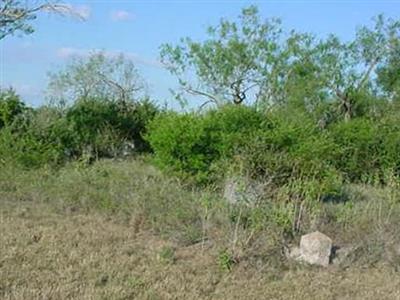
[1,159,400,299]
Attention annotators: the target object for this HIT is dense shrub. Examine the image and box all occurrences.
[0,88,26,129]
[329,116,400,183]
[147,105,347,208]
[239,111,343,200]
[146,105,265,183]
[66,97,158,158]
[0,108,67,168]
[0,96,159,168]
[329,119,380,182]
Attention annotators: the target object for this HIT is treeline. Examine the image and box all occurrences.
[1,6,400,202]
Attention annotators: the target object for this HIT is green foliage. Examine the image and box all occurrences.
[64,97,158,159]
[0,88,26,128]
[146,105,264,183]
[160,5,314,107]
[0,107,70,168]
[241,111,341,184]
[268,202,295,234]
[218,249,237,271]
[157,246,176,265]
[0,90,158,168]
[329,117,400,183]
[66,98,121,158]
[377,36,400,100]
[162,7,400,123]
[146,104,348,214]
[146,111,208,181]
[329,119,379,181]
[1,0,37,39]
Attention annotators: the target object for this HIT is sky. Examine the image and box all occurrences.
[1,0,399,107]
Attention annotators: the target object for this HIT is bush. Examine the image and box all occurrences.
[146,105,265,183]
[0,94,159,168]
[240,111,341,182]
[146,105,344,205]
[0,107,71,168]
[329,117,400,183]
[0,88,26,129]
[66,97,158,158]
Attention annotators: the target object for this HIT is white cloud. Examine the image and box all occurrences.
[110,10,134,22]
[56,47,162,68]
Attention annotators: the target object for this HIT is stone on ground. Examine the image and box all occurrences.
[288,231,333,267]
[299,231,332,267]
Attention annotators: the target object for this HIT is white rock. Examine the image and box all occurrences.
[297,231,332,267]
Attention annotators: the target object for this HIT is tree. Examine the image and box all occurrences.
[161,6,399,118]
[160,6,296,108]
[46,52,146,106]
[312,15,400,121]
[0,0,84,40]
[160,6,340,111]
[377,33,400,101]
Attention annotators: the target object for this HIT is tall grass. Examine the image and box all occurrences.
[2,158,400,269]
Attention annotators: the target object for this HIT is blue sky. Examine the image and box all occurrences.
[1,0,399,107]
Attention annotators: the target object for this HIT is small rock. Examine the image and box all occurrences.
[299,231,332,267]
[288,231,333,267]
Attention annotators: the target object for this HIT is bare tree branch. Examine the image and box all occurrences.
[97,72,142,102]
[197,99,216,111]
[185,86,220,104]
[357,57,380,91]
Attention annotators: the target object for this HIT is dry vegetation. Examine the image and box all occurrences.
[1,159,400,300]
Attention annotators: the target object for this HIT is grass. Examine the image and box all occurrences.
[1,159,400,299]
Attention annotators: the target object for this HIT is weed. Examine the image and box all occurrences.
[218,249,237,271]
[157,246,176,265]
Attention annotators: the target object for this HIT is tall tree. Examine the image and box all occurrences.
[160,6,332,110]
[161,7,399,117]
[160,6,290,108]
[313,15,400,121]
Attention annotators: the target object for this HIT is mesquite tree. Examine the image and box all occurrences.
[46,52,146,106]
[161,7,399,119]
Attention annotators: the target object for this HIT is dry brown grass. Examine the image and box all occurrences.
[1,160,400,299]
[1,199,400,300]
